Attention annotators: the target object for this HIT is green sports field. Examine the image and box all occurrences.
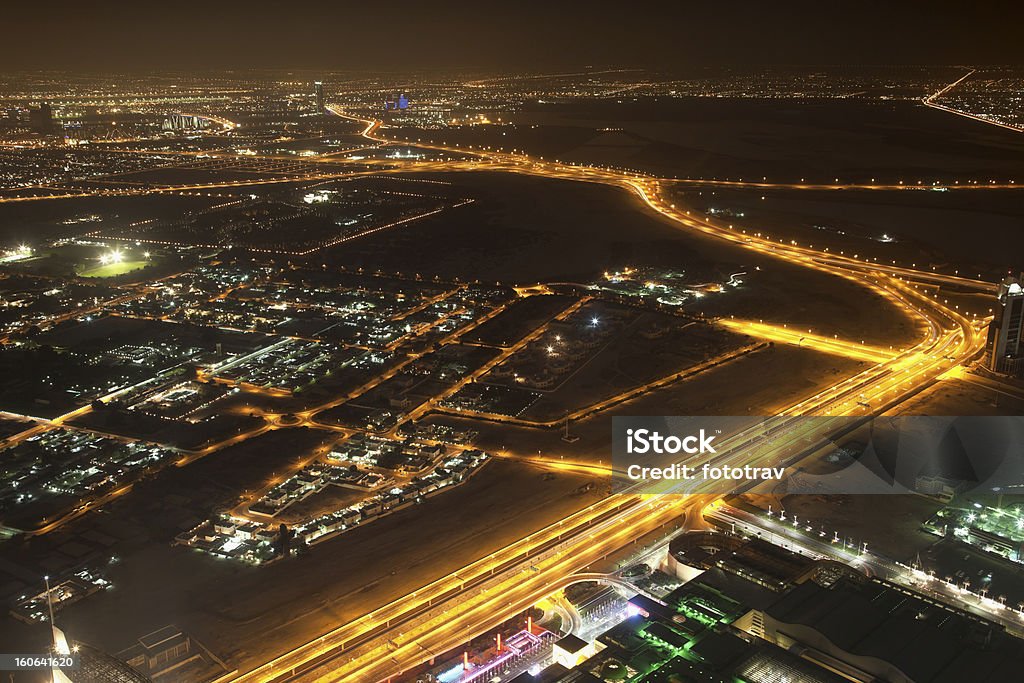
[76,260,148,278]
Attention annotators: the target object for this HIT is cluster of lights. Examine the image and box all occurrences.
[98,249,123,265]
[96,248,151,265]
[1,244,33,261]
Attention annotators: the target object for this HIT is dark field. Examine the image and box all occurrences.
[463,294,577,347]
[320,171,919,347]
[0,194,225,245]
[422,344,870,466]
[320,171,721,284]
[393,98,1024,184]
[670,186,1024,280]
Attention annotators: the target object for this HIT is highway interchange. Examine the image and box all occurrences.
[2,75,1017,681]
[203,100,997,681]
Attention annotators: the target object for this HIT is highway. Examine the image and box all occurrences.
[2,102,997,680]
[922,69,1024,135]
[216,264,982,682]
[203,108,988,683]
[208,96,1007,679]
[717,319,897,364]
[262,298,977,682]
[302,502,686,683]
[216,494,664,683]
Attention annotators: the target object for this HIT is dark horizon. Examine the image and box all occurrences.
[4,1,1023,72]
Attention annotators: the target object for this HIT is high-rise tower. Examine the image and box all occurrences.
[314,81,325,114]
[989,273,1024,374]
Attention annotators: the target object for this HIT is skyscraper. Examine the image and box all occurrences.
[384,93,410,111]
[314,81,325,114]
[989,273,1024,374]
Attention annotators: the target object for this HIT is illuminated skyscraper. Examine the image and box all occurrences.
[989,273,1024,374]
[314,81,325,114]
[383,93,409,111]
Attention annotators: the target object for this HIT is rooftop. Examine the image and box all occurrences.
[766,575,1024,682]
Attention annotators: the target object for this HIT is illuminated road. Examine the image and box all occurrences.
[206,109,989,683]
[218,252,983,683]
[220,494,664,683]
[308,504,685,683]
[2,104,996,680]
[668,177,1022,191]
[923,69,1024,135]
[717,319,896,364]
[254,295,977,682]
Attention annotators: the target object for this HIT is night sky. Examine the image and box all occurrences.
[3,1,1022,71]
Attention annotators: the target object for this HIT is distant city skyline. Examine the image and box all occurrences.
[2,1,1023,70]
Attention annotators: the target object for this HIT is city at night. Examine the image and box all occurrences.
[2,3,1024,682]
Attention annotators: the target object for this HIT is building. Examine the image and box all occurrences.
[119,625,229,681]
[314,81,325,114]
[383,93,409,111]
[544,531,1024,683]
[551,634,598,669]
[49,626,149,683]
[915,473,967,502]
[667,530,815,591]
[161,114,210,132]
[29,102,53,133]
[989,273,1024,374]
[754,573,1024,682]
[966,525,1024,562]
[532,584,848,683]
